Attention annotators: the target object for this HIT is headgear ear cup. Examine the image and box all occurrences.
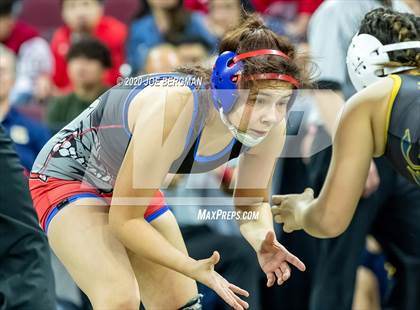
[346,33,420,91]
[210,51,243,113]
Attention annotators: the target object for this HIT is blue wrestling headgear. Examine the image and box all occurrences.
[210,49,300,113]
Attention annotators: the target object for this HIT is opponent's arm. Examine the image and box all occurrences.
[305,98,373,237]
[273,89,380,238]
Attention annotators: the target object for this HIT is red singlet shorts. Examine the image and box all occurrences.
[29,173,169,233]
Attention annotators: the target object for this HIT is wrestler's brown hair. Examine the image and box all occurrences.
[177,13,314,89]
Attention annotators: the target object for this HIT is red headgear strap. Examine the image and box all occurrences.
[231,49,300,88]
[232,49,290,63]
[242,73,300,88]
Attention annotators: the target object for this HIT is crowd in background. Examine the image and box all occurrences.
[1,0,419,309]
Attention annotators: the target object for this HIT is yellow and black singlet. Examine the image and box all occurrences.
[385,74,420,186]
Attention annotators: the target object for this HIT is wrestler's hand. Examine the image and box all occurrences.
[192,251,249,310]
[257,231,306,287]
[271,188,314,233]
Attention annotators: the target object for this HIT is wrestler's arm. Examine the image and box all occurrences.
[109,86,251,309]
[233,121,286,251]
[234,120,306,284]
[109,86,199,276]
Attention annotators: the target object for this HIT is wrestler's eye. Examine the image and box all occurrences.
[277,95,292,106]
[254,95,269,105]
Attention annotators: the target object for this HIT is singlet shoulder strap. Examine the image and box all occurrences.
[384,74,402,147]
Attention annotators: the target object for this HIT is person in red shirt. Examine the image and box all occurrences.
[51,0,127,92]
[184,0,254,14]
[251,0,322,15]
[251,0,323,40]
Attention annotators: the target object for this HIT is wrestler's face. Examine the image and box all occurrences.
[227,80,293,137]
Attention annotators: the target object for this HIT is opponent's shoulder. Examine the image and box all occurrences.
[339,77,395,152]
[347,77,395,111]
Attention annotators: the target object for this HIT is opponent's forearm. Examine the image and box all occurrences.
[237,202,274,252]
[301,198,347,238]
[110,214,198,278]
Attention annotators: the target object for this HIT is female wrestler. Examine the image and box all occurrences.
[30,15,309,310]
[272,8,420,237]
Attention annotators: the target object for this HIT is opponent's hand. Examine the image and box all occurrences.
[271,188,314,233]
[257,231,306,287]
[192,251,249,310]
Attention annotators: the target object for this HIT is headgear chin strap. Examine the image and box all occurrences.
[210,49,300,113]
[218,108,267,147]
[346,33,420,91]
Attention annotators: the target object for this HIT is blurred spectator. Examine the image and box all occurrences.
[13,71,55,124]
[184,0,209,13]
[47,38,110,134]
[251,0,323,41]
[0,0,53,105]
[251,0,322,15]
[127,0,217,74]
[143,44,181,74]
[15,73,55,121]
[184,0,255,14]
[0,44,50,173]
[103,0,141,25]
[51,0,127,91]
[142,37,211,74]
[353,237,391,310]
[204,0,285,41]
[175,36,212,65]
[205,0,243,39]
